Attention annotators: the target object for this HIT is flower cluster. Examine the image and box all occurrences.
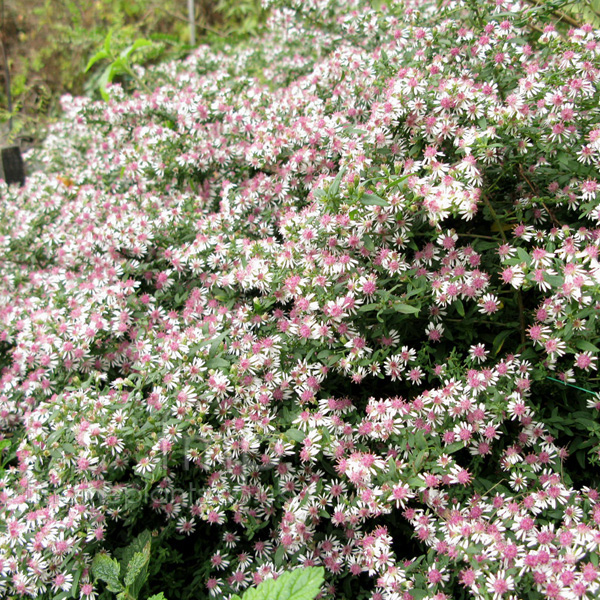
[1,0,600,599]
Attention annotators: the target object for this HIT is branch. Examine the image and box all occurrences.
[524,0,584,28]
[482,194,508,244]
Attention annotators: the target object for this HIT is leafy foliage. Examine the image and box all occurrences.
[233,567,324,600]
[92,531,152,600]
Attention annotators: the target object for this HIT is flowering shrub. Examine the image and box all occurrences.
[2,0,600,599]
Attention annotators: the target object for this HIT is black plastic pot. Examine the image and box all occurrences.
[1,145,24,186]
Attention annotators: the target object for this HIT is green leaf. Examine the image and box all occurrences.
[108,57,129,82]
[148,594,168,600]
[242,567,324,600]
[104,29,114,54]
[342,126,367,136]
[545,274,564,286]
[70,567,82,598]
[363,235,375,252]
[493,329,513,356]
[121,38,153,60]
[387,457,397,478]
[209,332,228,356]
[98,65,112,101]
[206,357,229,369]
[92,554,123,593]
[516,247,530,265]
[284,428,305,443]
[273,545,286,567]
[117,530,151,578]
[360,193,388,206]
[124,543,150,587]
[359,303,379,312]
[445,442,464,454]
[455,299,465,317]
[85,49,110,73]
[575,340,600,353]
[393,302,420,315]
[329,166,347,198]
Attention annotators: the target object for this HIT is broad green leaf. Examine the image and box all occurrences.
[206,357,229,369]
[445,442,464,454]
[148,593,168,600]
[117,530,151,577]
[343,127,367,135]
[455,299,465,317]
[124,542,150,587]
[363,235,375,252]
[92,554,122,593]
[516,247,530,265]
[545,274,564,286]
[284,428,305,443]
[243,567,324,600]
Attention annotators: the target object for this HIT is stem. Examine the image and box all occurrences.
[482,194,508,244]
[443,318,516,327]
[540,199,562,228]
[157,7,190,23]
[125,66,152,95]
[518,164,562,228]
[524,0,584,27]
[188,0,196,46]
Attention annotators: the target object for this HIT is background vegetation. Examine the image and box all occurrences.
[0,0,267,146]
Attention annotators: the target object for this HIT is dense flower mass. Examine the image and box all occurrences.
[2,0,600,598]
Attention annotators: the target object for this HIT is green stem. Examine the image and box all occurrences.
[482,194,508,244]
